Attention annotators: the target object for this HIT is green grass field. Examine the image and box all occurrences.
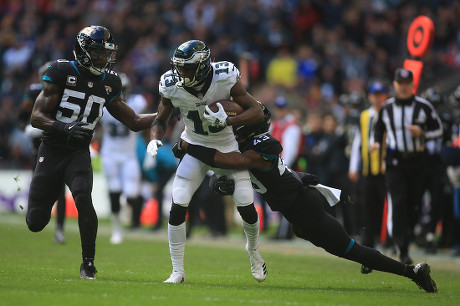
[1,212,459,306]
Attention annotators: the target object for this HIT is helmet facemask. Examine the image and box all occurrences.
[74,26,118,76]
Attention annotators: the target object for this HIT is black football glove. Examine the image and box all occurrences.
[296,171,320,186]
[209,174,235,196]
[53,121,93,142]
[172,141,186,160]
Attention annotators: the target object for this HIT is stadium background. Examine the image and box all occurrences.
[1,0,460,169]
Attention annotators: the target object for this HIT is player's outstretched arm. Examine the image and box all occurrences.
[106,95,157,132]
[149,96,174,141]
[180,141,271,170]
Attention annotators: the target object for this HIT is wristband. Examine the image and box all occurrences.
[186,144,217,167]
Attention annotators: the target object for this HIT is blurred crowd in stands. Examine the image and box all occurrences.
[1,0,460,168]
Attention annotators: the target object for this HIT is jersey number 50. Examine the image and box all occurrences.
[56,88,104,130]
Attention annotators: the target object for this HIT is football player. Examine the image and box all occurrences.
[26,25,157,279]
[146,40,267,284]
[174,106,438,293]
[99,73,147,244]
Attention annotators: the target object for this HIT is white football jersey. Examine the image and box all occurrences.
[100,94,147,155]
[159,61,241,153]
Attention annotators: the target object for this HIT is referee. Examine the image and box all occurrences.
[371,68,443,264]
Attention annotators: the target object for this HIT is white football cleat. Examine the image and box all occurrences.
[110,231,123,244]
[54,229,66,244]
[246,243,267,282]
[163,271,185,284]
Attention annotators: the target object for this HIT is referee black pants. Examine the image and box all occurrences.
[360,174,386,247]
[385,156,424,256]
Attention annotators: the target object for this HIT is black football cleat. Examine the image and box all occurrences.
[80,261,98,279]
[412,262,437,293]
[360,265,373,274]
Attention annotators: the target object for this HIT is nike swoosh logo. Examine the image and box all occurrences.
[68,124,76,130]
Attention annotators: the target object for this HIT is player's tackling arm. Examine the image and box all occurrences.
[180,140,271,170]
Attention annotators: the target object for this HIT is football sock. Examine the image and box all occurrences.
[56,188,66,229]
[109,192,122,213]
[242,219,260,251]
[112,213,121,233]
[344,243,410,277]
[74,192,97,260]
[127,196,142,227]
[168,222,186,273]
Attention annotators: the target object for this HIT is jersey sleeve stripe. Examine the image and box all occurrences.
[70,61,80,75]
[107,92,122,105]
[43,75,53,83]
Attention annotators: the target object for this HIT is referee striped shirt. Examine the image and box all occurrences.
[373,96,442,155]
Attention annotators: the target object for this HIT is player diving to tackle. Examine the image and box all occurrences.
[146,40,267,283]
[173,105,438,293]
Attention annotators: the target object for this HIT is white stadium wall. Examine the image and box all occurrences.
[0,170,111,218]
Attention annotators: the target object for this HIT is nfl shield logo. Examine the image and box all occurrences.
[39,156,44,163]
[88,82,93,88]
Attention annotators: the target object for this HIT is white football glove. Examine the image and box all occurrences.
[204,103,228,127]
[147,139,163,158]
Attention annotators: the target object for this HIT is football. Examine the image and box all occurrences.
[206,99,244,117]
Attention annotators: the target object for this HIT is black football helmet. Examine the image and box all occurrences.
[171,40,211,87]
[421,87,443,108]
[74,25,117,75]
[234,104,271,143]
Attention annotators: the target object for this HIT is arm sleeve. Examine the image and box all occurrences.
[186,144,217,167]
[424,104,443,140]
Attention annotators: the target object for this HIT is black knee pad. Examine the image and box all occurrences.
[26,210,51,233]
[169,203,188,226]
[26,214,48,232]
[237,204,258,224]
[109,192,122,213]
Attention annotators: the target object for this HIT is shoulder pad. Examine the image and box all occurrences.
[159,70,180,88]
[105,70,122,87]
[213,61,241,83]
[251,135,282,159]
[53,59,75,71]
[43,60,75,85]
